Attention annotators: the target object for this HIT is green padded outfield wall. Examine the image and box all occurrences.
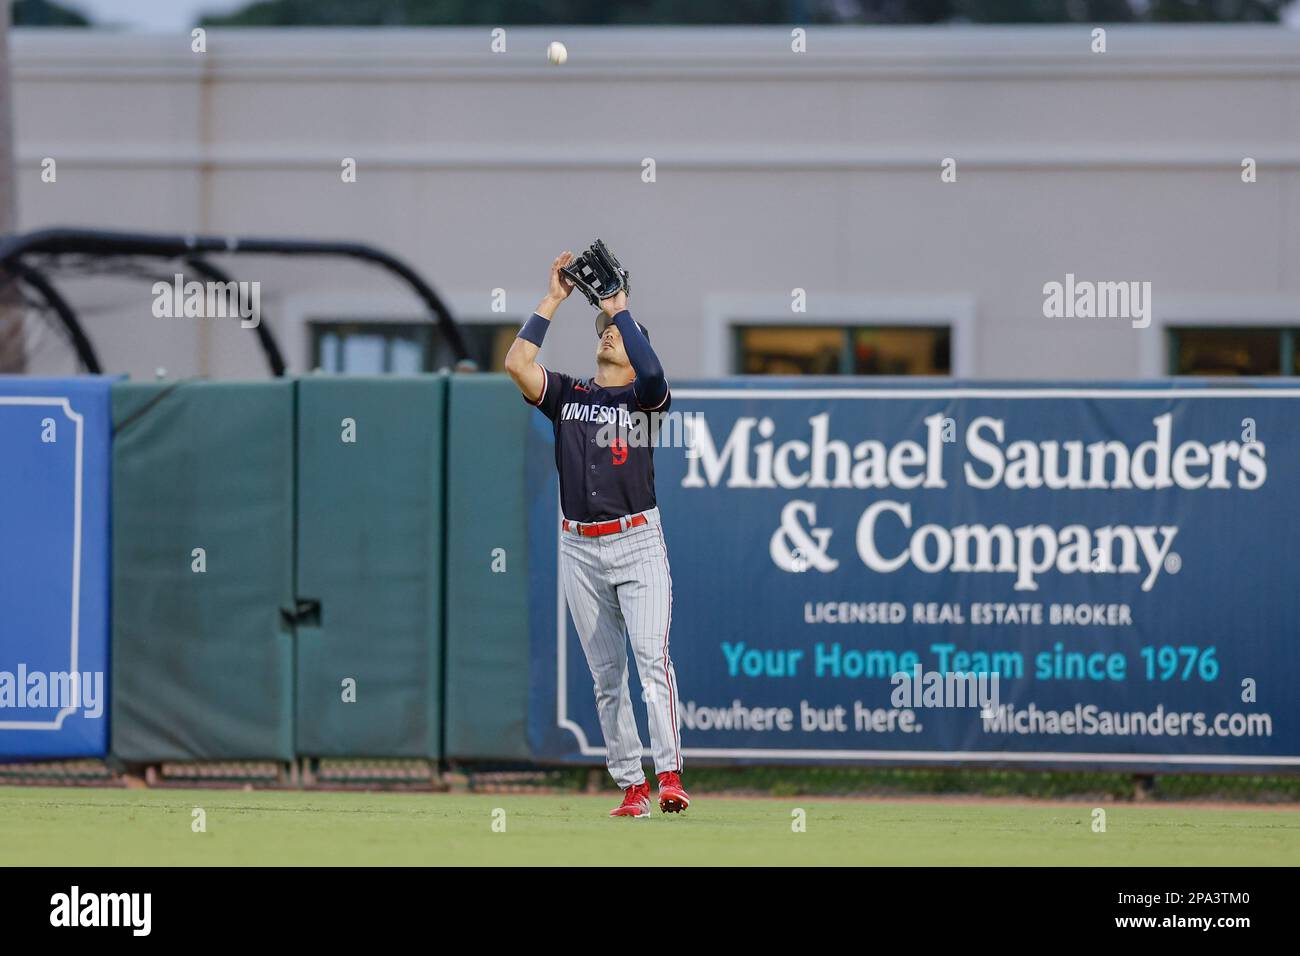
[111,381,296,762]
[294,376,445,758]
[443,375,532,761]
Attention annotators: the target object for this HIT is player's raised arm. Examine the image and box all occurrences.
[601,291,668,410]
[504,252,574,403]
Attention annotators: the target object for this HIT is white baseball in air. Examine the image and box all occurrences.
[547,41,567,66]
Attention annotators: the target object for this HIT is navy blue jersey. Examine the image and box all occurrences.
[527,365,670,522]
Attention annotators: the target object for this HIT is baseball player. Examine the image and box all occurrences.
[504,250,689,818]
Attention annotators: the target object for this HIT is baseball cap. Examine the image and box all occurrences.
[596,312,650,340]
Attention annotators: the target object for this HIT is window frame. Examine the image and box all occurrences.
[732,323,953,377]
[279,291,524,375]
[1166,325,1298,377]
[1139,297,1300,378]
[310,320,434,374]
[704,294,975,377]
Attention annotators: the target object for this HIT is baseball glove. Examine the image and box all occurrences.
[562,239,630,309]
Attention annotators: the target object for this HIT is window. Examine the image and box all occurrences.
[311,320,519,374]
[735,325,950,375]
[1168,327,1299,376]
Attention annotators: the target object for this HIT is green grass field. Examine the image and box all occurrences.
[2,786,1296,866]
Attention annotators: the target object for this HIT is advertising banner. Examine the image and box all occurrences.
[529,382,1299,771]
[0,377,112,759]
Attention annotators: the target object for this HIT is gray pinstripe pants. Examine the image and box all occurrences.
[561,507,682,789]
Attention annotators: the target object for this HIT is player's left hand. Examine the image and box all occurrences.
[600,289,628,317]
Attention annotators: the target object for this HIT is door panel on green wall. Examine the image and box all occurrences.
[294,376,445,758]
[111,381,296,762]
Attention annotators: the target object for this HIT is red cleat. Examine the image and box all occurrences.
[610,782,652,818]
[657,771,690,814]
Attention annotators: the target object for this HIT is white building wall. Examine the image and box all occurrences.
[10,26,1300,380]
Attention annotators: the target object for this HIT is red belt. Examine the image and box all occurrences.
[563,514,648,537]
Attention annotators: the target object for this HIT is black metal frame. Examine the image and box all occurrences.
[0,227,467,377]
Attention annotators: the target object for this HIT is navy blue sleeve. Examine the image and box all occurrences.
[612,310,669,411]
